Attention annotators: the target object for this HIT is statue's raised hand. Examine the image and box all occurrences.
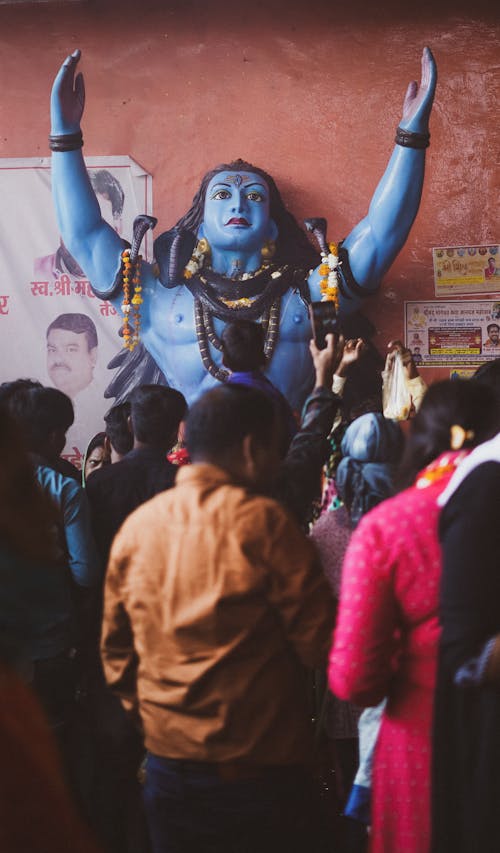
[399,46,437,134]
[50,49,85,135]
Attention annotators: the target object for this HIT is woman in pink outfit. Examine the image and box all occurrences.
[328,379,500,853]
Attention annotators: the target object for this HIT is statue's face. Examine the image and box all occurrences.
[201,171,275,253]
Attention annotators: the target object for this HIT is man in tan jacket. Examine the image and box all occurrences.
[101,384,335,853]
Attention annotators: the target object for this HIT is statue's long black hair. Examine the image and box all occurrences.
[171,159,320,271]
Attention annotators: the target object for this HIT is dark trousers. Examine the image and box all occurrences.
[143,753,321,853]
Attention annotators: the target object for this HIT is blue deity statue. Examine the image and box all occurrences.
[49,49,437,408]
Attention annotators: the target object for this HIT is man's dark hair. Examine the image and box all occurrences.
[46,313,98,351]
[5,386,74,452]
[129,385,187,449]
[473,358,500,399]
[221,321,266,372]
[90,169,125,217]
[104,401,133,456]
[0,378,43,408]
[487,323,499,334]
[185,385,277,462]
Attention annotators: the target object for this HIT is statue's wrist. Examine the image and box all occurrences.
[395,125,430,149]
[394,121,431,148]
[49,130,83,152]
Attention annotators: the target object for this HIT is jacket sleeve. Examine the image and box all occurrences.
[61,479,101,587]
[100,531,139,717]
[329,513,398,706]
[439,462,500,679]
[265,508,336,668]
[275,387,340,524]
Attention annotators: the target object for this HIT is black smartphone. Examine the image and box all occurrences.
[308,301,339,349]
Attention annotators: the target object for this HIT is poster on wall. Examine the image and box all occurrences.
[405,300,500,367]
[433,244,500,297]
[0,156,153,467]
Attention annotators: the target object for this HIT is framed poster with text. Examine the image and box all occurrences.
[405,300,500,367]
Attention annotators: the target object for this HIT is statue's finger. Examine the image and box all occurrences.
[422,46,437,91]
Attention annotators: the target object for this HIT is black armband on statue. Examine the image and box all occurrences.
[395,127,430,149]
[49,131,84,152]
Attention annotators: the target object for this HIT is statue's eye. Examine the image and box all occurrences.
[247,191,264,202]
[212,189,231,200]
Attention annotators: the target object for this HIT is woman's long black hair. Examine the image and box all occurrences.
[397,378,500,489]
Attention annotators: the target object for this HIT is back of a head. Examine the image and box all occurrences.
[341,342,385,422]
[221,321,266,373]
[473,359,500,400]
[3,385,74,453]
[0,409,58,564]
[340,412,404,465]
[185,385,277,465]
[398,378,500,488]
[337,413,404,526]
[104,401,133,455]
[129,385,187,449]
[0,378,43,408]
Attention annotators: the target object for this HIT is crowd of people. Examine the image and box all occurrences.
[1,321,500,853]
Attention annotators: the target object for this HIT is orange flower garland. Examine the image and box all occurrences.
[121,248,143,351]
[319,241,341,308]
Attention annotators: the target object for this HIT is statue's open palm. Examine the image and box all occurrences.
[51,49,85,134]
[400,46,437,133]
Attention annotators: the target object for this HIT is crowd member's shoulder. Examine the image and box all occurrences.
[36,461,83,501]
[441,461,500,528]
[85,456,123,494]
[232,486,309,547]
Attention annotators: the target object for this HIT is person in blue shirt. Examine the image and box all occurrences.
[2,385,100,737]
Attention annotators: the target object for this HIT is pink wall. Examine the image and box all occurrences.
[1,0,498,384]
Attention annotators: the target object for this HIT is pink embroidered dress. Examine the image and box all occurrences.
[328,452,466,853]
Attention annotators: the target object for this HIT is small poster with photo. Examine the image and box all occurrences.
[433,245,500,296]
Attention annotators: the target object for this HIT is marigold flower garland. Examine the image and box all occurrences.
[121,248,143,351]
[318,242,341,307]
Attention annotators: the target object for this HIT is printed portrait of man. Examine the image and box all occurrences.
[484,322,500,349]
[485,257,498,280]
[46,312,98,398]
[34,169,125,280]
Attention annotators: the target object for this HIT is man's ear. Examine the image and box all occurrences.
[104,435,112,455]
[89,346,98,368]
[241,433,257,482]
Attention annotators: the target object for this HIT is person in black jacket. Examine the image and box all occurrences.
[86,384,186,564]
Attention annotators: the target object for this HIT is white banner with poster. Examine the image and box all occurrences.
[0,156,153,468]
[405,300,500,367]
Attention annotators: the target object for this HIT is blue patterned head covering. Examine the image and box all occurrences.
[336,413,404,526]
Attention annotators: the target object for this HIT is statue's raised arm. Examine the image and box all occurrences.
[50,50,124,293]
[309,47,437,311]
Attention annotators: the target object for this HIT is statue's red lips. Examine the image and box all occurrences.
[225,217,250,226]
